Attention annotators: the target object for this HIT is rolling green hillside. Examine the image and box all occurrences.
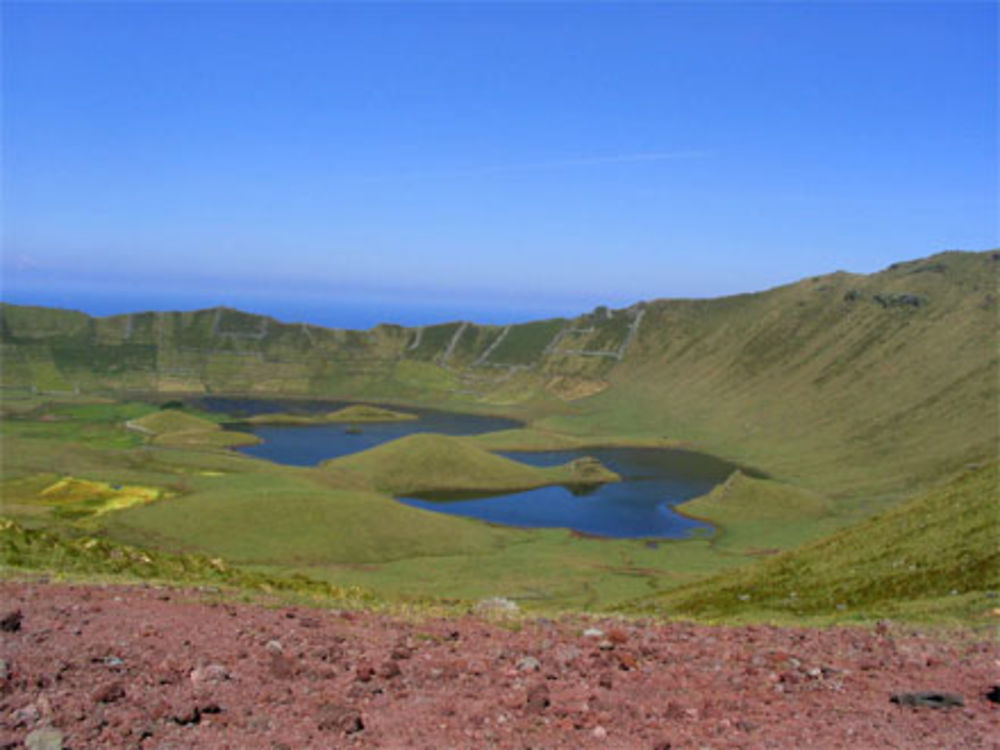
[1,250,996,618]
[2,250,995,501]
[625,462,999,622]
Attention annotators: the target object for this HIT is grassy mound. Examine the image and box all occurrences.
[677,472,839,553]
[101,472,521,566]
[128,410,221,435]
[323,433,620,495]
[128,409,258,449]
[627,462,999,621]
[244,404,417,425]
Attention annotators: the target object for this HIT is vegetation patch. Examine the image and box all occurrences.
[322,433,620,495]
[242,404,417,425]
[0,518,376,606]
[626,463,999,622]
[35,476,163,520]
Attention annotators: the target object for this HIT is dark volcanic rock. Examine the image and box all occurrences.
[0,610,22,633]
[525,683,550,713]
[317,703,364,734]
[92,681,125,704]
[891,691,965,708]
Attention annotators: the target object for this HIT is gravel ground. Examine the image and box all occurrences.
[0,581,997,749]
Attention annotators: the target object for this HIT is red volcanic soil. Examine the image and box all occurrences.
[0,580,997,749]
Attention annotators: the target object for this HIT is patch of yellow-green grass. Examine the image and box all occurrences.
[623,462,1000,623]
[677,471,840,554]
[7,475,167,522]
[243,403,417,425]
[322,433,619,495]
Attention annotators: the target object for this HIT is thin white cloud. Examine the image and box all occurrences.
[358,150,712,183]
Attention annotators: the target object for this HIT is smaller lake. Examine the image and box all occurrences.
[399,448,725,539]
[196,397,734,539]
[196,396,520,466]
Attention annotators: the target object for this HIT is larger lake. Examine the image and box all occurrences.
[197,398,734,539]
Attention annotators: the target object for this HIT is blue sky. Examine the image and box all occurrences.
[2,2,997,327]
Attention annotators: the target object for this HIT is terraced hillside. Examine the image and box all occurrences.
[2,250,997,499]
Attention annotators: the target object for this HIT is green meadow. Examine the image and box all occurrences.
[1,250,997,623]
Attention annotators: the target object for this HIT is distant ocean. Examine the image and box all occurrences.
[0,288,596,330]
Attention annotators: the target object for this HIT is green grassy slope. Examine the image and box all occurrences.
[101,471,522,566]
[677,471,840,554]
[625,462,999,622]
[1,251,996,619]
[544,251,998,499]
[2,251,993,503]
[322,433,619,494]
[0,518,377,606]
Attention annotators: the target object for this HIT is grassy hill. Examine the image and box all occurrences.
[322,433,619,495]
[624,462,999,622]
[127,408,259,449]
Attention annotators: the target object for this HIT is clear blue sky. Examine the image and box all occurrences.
[2,1,997,327]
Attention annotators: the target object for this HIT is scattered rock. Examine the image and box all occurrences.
[11,703,40,727]
[24,726,63,750]
[190,663,229,687]
[264,640,283,654]
[0,610,22,633]
[317,703,364,734]
[355,663,375,683]
[592,725,607,739]
[92,681,125,704]
[516,656,541,673]
[172,705,203,725]
[474,597,520,618]
[582,628,605,639]
[891,691,964,708]
[525,683,550,713]
[390,645,412,661]
[378,660,401,679]
[873,293,924,309]
[268,653,296,679]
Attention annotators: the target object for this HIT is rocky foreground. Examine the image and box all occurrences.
[0,581,996,749]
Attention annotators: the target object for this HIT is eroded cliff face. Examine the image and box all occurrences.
[0,298,645,402]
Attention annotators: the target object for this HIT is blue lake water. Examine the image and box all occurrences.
[196,398,733,539]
